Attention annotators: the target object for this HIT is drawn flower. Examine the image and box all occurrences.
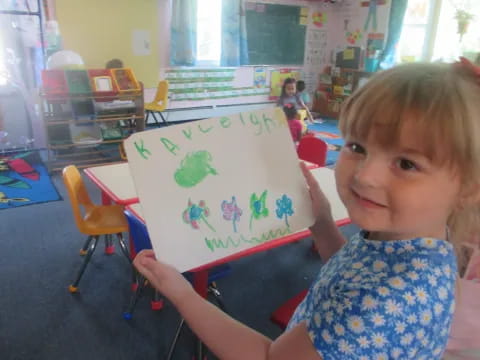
[275,194,294,227]
[249,190,269,230]
[221,196,243,233]
[182,199,215,232]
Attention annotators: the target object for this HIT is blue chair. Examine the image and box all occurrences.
[123,210,231,318]
[124,209,231,359]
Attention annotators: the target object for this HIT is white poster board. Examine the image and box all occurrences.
[124,108,315,272]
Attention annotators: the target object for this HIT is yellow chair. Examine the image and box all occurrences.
[63,165,130,293]
[297,109,308,133]
[145,80,169,125]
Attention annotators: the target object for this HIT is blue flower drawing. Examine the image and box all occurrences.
[275,194,294,227]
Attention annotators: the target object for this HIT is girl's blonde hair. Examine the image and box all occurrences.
[338,62,480,266]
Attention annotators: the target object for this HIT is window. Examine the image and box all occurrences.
[397,0,436,62]
[432,0,480,62]
[196,0,222,66]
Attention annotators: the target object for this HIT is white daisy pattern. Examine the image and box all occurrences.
[286,232,456,360]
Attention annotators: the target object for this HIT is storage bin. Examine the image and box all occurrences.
[110,68,140,93]
[65,70,92,95]
[88,69,119,100]
[41,70,68,98]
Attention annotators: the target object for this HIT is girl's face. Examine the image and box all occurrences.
[335,120,462,241]
[285,83,296,96]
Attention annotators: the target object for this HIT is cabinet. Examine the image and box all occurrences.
[313,68,371,119]
[41,89,144,172]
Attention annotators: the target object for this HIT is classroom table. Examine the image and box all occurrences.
[125,166,349,299]
[84,161,319,206]
[84,162,138,205]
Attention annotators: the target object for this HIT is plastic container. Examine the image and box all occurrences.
[41,70,68,98]
[110,68,140,93]
[71,99,96,120]
[65,69,92,95]
[69,122,102,146]
[88,69,119,100]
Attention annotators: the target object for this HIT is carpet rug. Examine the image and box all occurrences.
[0,151,61,209]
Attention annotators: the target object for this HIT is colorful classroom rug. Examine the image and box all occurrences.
[307,119,344,166]
[0,151,61,210]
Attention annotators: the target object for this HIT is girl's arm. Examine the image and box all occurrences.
[300,163,346,261]
[134,251,322,360]
[299,99,314,123]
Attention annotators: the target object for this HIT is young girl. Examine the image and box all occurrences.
[278,78,314,124]
[134,60,480,359]
[284,104,304,143]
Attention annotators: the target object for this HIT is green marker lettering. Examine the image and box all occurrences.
[249,113,263,135]
[262,113,276,133]
[160,137,180,155]
[134,139,151,160]
[198,123,214,133]
[239,113,246,126]
[219,116,231,129]
[182,127,193,140]
[204,227,291,252]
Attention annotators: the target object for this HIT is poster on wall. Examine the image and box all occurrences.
[270,69,301,97]
[124,108,314,272]
[132,30,151,56]
[305,29,328,67]
[253,67,267,87]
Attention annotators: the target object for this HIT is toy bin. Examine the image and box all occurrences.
[65,70,92,95]
[41,70,68,99]
[110,68,140,93]
[71,99,96,121]
[88,69,119,100]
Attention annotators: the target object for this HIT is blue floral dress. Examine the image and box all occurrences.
[287,231,457,360]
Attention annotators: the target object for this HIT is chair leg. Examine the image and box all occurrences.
[79,235,93,256]
[150,289,164,310]
[116,233,131,262]
[151,112,159,124]
[166,318,185,360]
[159,111,167,124]
[145,111,151,125]
[105,234,115,255]
[208,282,227,312]
[69,236,99,293]
[123,273,146,320]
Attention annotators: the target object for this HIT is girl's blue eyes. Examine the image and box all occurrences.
[345,142,419,171]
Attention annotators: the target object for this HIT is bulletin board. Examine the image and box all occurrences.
[270,69,301,97]
[124,108,314,272]
[245,3,307,65]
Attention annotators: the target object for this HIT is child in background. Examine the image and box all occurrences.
[105,58,124,69]
[296,80,312,110]
[278,77,314,124]
[283,104,304,143]
[133,60,480,360]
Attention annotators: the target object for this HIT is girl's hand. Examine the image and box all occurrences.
[133,250,194,306]
[300,162,334,229]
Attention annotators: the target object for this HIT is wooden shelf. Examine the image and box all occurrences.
[41,86,144,171]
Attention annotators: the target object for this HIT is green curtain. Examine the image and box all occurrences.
[378,0,408,70]
[170,0,197,66]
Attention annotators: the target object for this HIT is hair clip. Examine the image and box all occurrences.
[456,57,480,85]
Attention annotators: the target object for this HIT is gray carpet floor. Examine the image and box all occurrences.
[0,171,358,360]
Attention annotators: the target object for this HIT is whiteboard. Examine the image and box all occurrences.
[124,107,315,272]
